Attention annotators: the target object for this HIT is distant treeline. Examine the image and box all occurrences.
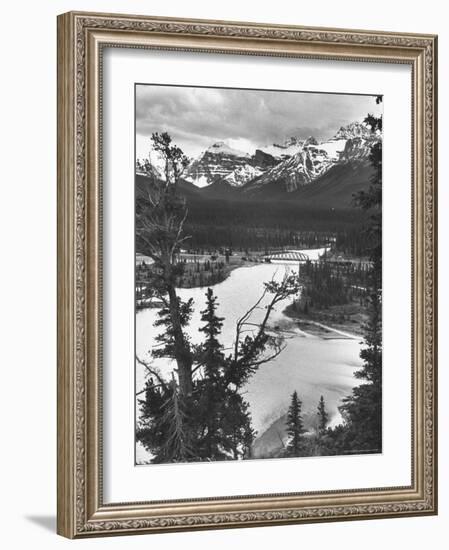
[137,220,374,257]
[182,224,338,251]
[179,222,376,255]
[184,199,364,230]
[137,189,370,252]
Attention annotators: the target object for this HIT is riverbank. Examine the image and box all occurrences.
[136,251,268,294]
[175,257,258,289]
[136,259,260,310]
[283,300,367,339]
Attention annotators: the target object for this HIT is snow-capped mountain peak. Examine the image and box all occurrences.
[333,121,372,140]
[243,122,379,194]
[205,141,250,158]
[248,143,336,193]
[259,136,304,160]
[312,139,347,160]
[183,141,252,187]
[303,136,318,146]
[223,164,264,187]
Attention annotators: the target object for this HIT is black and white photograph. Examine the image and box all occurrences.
[134,84,383,465]
[1,1,441,544]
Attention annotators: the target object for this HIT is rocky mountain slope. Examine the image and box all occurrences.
[183,142,252,188]
[243,124,378,195]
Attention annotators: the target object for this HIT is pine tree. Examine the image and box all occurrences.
[338,98,383,454]
[156,377,194,462]
[317,395,329,436]
[152,297,193,360]
[199,288,224,378]
[339,282,382,452]
[195,288,226,458]
[285,391,305,457]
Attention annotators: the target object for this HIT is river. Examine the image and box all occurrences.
[135,248,362,462]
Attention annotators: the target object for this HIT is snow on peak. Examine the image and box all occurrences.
[333,121,371,140]
[249,145,336,193]
[303,136,318,146]
[224,164,264,187]
[260,137,304,159]
[206,141,250,158]
[313,139,348,160]
[284,136,303,147]
[184,141,252,188]
[189,175,210,188]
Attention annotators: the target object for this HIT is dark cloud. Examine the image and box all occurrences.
[136,84,382,158]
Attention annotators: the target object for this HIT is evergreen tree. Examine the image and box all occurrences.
[198,288,224,378]
[195,289,227,458]
[337,98,383,454]
[285,391,305,457]
[137,375,194,463]
[218,389,256,459]
[155,377,194,462]
[152,297,193,360]
[317,395,329,436]
[339,281,382,452]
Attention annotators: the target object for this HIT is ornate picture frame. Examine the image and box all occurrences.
[57,11,437,538]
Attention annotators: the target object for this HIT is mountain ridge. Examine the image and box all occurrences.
[136,120,379,195]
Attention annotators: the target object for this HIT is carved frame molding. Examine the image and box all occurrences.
[57,11,437,538]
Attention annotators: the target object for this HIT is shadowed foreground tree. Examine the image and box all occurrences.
[136,133,300,462]
[336,97,383,454]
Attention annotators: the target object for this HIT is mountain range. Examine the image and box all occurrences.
[136,121,380,210]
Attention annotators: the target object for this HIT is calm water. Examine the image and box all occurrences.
[135,249,362,461]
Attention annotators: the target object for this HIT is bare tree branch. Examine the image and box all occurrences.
[135,355,168,390]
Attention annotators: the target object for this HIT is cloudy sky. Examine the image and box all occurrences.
[136,84,382,159]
